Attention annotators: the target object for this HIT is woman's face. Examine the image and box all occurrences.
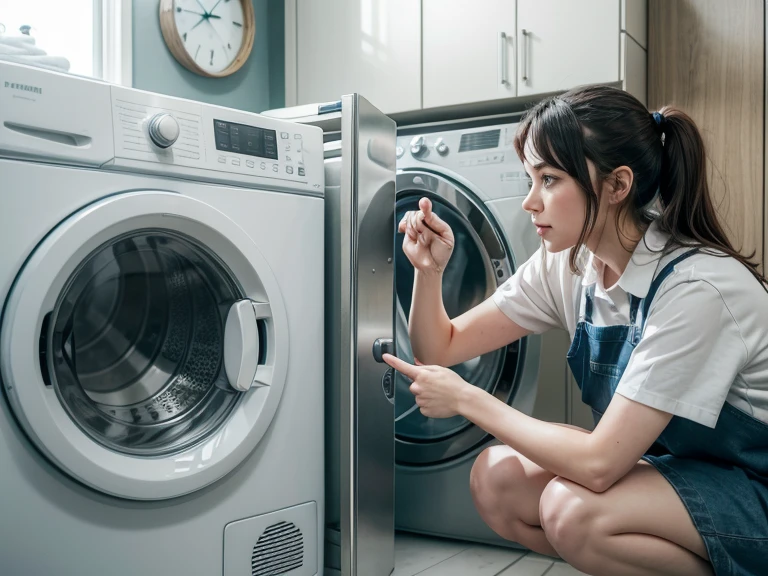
[520,139,604,253]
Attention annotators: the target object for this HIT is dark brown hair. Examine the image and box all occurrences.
[513,84,765,286]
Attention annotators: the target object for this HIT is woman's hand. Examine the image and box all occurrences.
[398,197,455,275]
[383,353,473,419]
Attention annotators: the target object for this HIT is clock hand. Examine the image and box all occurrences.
[189,16,206,32]
[180,8,206,16]
[206,18,230,54]
[193,0,209,15]
[208,0,223,15]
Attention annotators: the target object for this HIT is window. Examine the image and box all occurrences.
[0,0,132,85]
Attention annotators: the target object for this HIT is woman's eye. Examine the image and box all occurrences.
[527,178,533,189]
[542,175,556,187]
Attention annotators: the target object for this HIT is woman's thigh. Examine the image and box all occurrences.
[540,460,709,561]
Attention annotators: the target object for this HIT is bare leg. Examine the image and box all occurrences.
[539,461,713,576]
[470,425,593,556]
[470,444,559,556]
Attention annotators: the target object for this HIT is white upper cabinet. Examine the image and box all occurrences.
[422,0,516,109]
[295,0,421,115]
[517,0,620,97]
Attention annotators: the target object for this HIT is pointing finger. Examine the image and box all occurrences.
[383,353,421,380]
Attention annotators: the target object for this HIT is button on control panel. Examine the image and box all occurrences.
[213,130,309,181]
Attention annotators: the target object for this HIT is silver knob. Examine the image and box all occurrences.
[435,138,449,156]
[410,135,427,157]
[396,145,405,159]
[148,113,180,149]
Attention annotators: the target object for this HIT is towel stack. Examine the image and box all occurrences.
[0,31,71,72]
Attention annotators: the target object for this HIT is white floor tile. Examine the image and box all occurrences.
[415,544,525,576]
[390,532,588,576]
[546,562,591,576]
[497,554,554,575]
[393,533,469,576]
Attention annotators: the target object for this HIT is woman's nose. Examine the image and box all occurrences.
[522,186,540,215]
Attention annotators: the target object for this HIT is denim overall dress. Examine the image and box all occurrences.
[567,250,768,575]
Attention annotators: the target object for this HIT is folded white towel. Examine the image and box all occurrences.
[0,33,70,72]
[0,53,70,72]
[0,35,37,48]
[0,43,47,57]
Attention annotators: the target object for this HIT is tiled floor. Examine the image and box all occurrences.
[393,532,589,576]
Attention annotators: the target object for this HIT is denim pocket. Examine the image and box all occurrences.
[589,360,623,379]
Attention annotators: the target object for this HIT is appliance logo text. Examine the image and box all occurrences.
[4,81,42,94]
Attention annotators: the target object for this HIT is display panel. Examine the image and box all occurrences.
[214,119,278,159]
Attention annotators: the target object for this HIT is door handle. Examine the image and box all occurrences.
[499,32,509,86]
[372,338,394,363]
[521,29,530,82]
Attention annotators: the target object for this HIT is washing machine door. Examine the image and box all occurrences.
[0,191,289,500]
[395,170,529,466]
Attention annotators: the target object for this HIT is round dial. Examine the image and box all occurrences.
[148,113,180,149]
[410,136,427,157]
[160,0,255,78]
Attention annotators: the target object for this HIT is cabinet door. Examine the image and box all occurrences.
[422,0,516,108]
[517,0,620,96]
[296,0,421,115]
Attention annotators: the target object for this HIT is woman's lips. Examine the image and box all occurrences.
[535,225,551,236]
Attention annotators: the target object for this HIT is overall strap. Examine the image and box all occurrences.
[640,249,699,326]
[583,284,596,323]
[628,294,641,324]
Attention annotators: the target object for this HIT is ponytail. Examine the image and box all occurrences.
[655,107,766,286]
[513,84,766,287]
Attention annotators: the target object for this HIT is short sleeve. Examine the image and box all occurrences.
[493,247,571,334]
[616,280,748,428]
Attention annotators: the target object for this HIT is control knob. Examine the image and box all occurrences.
[434,138,449,156]
[410,135,428,157]
[148,113,180,149]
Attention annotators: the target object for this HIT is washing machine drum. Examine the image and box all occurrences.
[394,188,525,467]
[46,230,242,457]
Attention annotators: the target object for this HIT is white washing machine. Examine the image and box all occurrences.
[393,120,570,547]
[0,61,325,576]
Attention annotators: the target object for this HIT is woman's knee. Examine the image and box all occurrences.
[470,445,528,509]
[539,477,595,562]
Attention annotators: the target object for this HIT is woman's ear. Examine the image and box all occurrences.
[605,166,634,205]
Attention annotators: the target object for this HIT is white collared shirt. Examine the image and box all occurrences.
[493,220,768,428]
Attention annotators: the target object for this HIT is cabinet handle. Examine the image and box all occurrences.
[522,28,530,82]
[499,31,509,86]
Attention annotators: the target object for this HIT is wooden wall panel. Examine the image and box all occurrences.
[648,0,764,268]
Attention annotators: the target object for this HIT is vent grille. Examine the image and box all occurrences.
[251,521,304,576]
[458,129,501,153]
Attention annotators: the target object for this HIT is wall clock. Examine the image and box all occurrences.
[159,0,255,78]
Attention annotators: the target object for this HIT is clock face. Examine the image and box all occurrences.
[172,0,245,75]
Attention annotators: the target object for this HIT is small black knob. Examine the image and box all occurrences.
[381,368,395,403]
[372,338,394,363]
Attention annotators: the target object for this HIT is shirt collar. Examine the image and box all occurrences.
[581,219,669,298]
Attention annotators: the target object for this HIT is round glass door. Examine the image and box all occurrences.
[395,171,525,466]
[1,191,289,500]
[48,229,243,457]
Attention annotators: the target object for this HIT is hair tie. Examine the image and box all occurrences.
[652,111,666,146]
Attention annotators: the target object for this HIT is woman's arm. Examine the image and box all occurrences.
[409,282,532,367]
[460,389,672,492]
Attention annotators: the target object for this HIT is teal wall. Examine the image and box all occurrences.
[132,0,284,113]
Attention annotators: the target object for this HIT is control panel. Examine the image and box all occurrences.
[0,61,322,193]
[109,85,323,194]
[396,122,530,201]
